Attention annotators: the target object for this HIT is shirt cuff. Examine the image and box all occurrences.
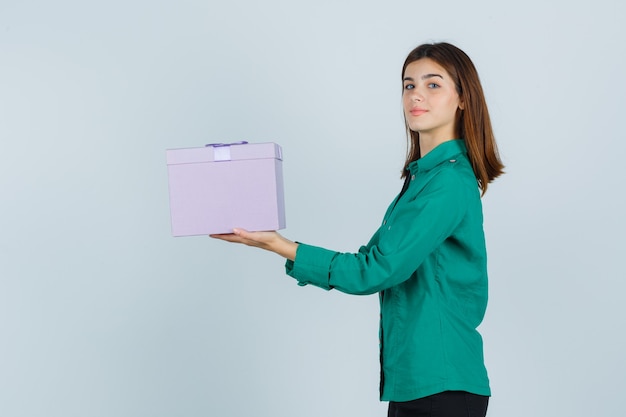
[284,243,337,290]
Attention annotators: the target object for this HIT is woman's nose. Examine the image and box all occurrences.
[411,89,424,101]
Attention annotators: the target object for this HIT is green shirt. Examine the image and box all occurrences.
[285,139,491,401]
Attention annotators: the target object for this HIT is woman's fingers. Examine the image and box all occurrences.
[210,229,279,248]
[209,233,243,243]
[210,229,297,260]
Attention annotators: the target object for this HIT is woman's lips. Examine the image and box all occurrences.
[409,108,427,116]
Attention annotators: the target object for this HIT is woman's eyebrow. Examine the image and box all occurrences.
[403,74,444,82]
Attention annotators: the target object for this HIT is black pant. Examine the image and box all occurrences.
[388,391,489,417]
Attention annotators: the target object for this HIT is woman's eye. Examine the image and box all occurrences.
[404,84,414,90]
[428,83,440,88]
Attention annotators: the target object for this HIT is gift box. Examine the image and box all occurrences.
[166,141,286,236]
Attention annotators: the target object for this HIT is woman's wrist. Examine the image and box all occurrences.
[275,236,298,261]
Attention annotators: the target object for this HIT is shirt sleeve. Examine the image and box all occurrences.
[285,168,473,295]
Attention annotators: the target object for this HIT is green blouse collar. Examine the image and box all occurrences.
[408,139,467,174]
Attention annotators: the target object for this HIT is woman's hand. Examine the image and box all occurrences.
[210,229,298,261]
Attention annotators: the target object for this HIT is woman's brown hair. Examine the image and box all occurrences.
[401,42,504,195]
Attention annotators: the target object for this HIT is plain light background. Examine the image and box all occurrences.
[1,0,624,416]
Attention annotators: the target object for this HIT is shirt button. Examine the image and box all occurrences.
[411,174,415,180]
[449,159,456,163]
[383,220,386,225]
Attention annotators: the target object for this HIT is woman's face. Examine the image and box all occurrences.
[402,58,463,142]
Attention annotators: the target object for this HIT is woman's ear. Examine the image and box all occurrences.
[459,97,465,110]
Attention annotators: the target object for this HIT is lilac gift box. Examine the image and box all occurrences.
[166,141,286,236]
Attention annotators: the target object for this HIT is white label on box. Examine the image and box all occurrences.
[214,146,231,161]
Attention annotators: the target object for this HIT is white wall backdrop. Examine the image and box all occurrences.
[1,1,624,416]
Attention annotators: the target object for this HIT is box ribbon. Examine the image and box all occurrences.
[205,141,248,161]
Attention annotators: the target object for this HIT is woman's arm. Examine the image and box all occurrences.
[210,229,299,261]
[286,169,475,294]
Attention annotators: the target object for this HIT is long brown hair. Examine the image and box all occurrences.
[401,42,504,195]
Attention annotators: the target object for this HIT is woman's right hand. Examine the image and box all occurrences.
[210,228,298,261]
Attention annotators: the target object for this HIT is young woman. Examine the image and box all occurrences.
[212,42,504,417]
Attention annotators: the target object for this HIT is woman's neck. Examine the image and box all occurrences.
[419,135,456,158]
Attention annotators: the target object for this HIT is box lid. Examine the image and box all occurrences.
[166,142,282,165]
